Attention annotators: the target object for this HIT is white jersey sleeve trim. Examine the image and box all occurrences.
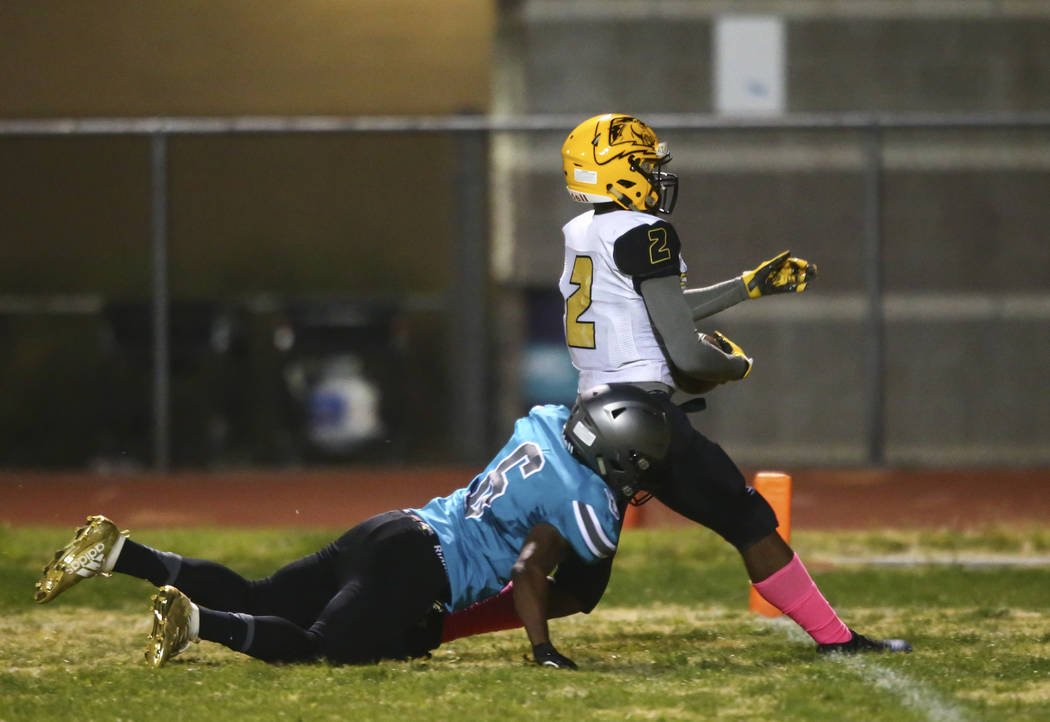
[572,500,617,559]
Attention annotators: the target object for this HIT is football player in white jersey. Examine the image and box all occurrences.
[552,113,910,654]
[401,114,909,658]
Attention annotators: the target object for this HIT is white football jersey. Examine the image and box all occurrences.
[559,209,688,392]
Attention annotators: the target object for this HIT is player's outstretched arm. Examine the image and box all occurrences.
[640,275,751,388]
[685,251,817,321]
[684,277,750,321]
[438,575,596,646]
[512,523,577,669]
[436,554,613,647]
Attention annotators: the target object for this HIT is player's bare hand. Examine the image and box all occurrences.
[741,250,817,298]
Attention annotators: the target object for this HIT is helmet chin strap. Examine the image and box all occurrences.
[627,453,656,506]
[602,161,675,213]
[606,186,638,212]
[613,453,654,503]
[629,491,654,507]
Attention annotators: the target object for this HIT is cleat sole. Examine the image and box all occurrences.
[32,515,125,604]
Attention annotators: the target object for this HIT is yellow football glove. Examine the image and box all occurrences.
[741,250,817,299]
[711,331,752,379]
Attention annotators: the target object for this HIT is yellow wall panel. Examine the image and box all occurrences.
[1,0,494,116]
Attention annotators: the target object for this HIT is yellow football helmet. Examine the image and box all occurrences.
[562,113,678,214]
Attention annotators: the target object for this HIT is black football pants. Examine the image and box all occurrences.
[119,510,450,664]
[588,385,778,551]
[543,387,780,616]
[645,389,779,551]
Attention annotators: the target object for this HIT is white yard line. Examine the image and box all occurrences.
[813,553,1050,569]
[774,619,972,722]
[840,657,972,722]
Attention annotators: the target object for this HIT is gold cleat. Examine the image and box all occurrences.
[33,515,128,603]
[146,585,197,668]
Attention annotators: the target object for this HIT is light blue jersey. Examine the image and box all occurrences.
[411,405,621,611]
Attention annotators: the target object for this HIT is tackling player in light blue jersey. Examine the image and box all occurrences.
[412,404,621,612]
[34,385,676,670]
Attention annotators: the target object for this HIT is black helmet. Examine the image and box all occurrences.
[564,384,672,502]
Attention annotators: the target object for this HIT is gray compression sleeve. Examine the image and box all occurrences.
[683,277,750,321]
[639,275,748,382]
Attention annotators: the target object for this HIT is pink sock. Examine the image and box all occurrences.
[441,583,521,643]
[752,554,852,644]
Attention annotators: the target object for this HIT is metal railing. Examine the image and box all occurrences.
[3,111,1049,468]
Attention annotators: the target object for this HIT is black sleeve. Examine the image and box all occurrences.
[552,553,613,614]
[612,220,682,294]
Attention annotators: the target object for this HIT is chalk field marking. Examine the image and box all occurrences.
[772,619,972,722]
[814,553,1050,569]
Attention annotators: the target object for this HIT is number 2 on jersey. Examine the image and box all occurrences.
[464,442,545,519]
[648,226,671,265]
[566,255,595,349]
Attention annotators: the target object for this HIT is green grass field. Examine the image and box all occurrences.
[2,524,1049,721]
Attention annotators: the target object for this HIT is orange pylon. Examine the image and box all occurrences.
[749,471,792,617]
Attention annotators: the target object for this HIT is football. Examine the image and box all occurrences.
[699,332,726,352]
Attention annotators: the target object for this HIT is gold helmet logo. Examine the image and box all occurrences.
[605,116,657,153]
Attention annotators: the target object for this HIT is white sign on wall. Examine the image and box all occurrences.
[714,15,786,115]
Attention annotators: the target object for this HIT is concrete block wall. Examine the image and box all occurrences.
[494,1,1050,466]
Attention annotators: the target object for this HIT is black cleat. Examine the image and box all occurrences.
[817,628,912,655]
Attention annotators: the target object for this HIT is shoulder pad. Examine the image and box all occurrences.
[612,220,681,285]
